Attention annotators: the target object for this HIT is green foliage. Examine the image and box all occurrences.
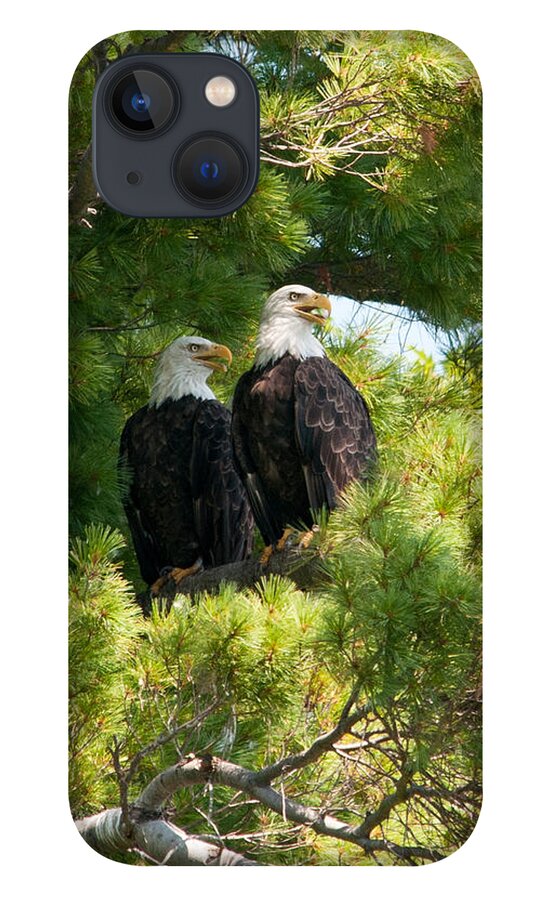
[69,526,144,814]
[68,332,481,862]
[69,29,481,538]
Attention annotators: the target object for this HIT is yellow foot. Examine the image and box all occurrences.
[259,545,274,567]
[260,528,299,567]
[150,559,203,596]
[150,572,170,596]
[297,526,319,550]
[171,560,203,587]
[276,528,294,552]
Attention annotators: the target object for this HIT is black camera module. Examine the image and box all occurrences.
[173,134,248,205]
[107,67,178,135]
[94,54,259,216]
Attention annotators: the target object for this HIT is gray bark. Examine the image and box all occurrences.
[76,807,258,866]
[132,754,443,862]
[76,744,443,865]
[75,707,445,865]
[138,547,326,614]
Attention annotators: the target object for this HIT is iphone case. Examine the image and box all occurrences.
[69,30,482,866]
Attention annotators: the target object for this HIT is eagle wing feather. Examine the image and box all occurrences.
[231,371,284,546]
[294,357,377,515]
[191,401,254,566]
[118,413,164,585]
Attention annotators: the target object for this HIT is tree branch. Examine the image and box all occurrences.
[251,686,368,784]
[68,144,97,225]
[123,31,190,56]
[131,753,443,863]
[137,547,326,614]
[77,732,444,865]
[352,768,411,837]
[76,807,258,866]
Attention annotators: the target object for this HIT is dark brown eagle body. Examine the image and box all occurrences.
[232,353,377,545]
[120,395,253,586]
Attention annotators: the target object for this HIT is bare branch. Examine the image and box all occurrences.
[76,807,259,866]
[130,753,443,863]
[68,144,97,225]
[126,700,220,783]
[352,769,411,837]
[252,687,368,784]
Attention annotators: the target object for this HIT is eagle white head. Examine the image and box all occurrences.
[254,284,332,368]
[149,335,233,407]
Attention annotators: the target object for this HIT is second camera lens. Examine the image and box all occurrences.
[108,68,177,134]
[173,135,248,205]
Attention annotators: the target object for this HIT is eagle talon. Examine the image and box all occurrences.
[297,526,319,550]
[259,528,296,567]
[170,559,204,587]
[150,558,203,596]
[259,545,274,567]
[276,528,294,552]
[150,572,171,597]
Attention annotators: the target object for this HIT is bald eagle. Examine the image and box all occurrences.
[231,285,377,550]
[119,336,253,591]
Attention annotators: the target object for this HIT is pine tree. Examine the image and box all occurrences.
[69,30,482,865]
[70,326,481,865]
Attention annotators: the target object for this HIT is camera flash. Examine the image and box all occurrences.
[205,76,237,108]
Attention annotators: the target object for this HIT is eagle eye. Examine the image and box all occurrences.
[189,343,200,352]
[289,291,299,301]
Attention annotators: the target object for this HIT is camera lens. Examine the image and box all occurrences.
[173,135,248,205]
[108,68,177,134]
[130,92,151,113]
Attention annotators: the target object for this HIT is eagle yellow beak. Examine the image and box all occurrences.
[195,343,233,373]
[293,293,332,325]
